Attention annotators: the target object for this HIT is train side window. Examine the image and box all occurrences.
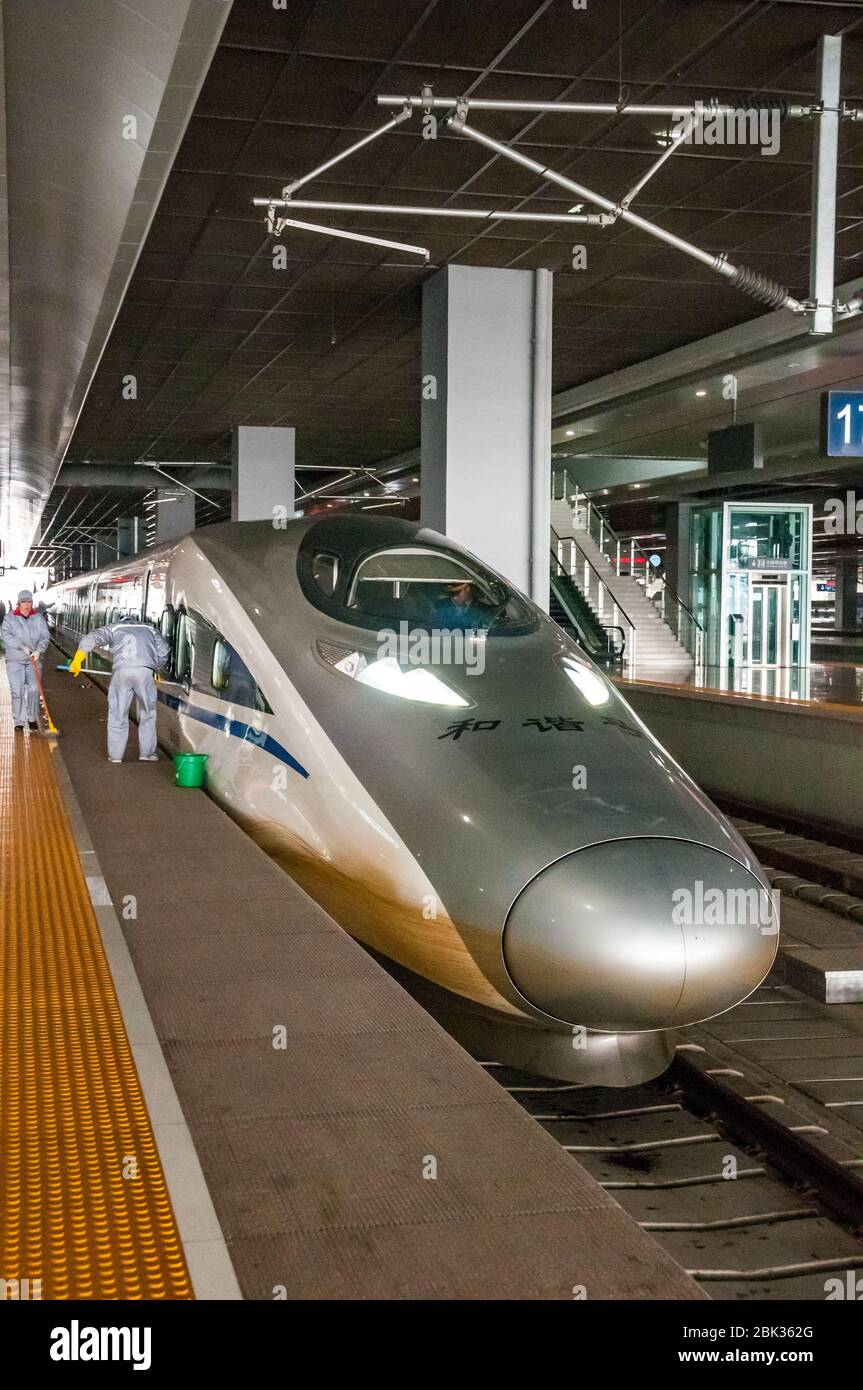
[191,616,216,693]
[211,635,272,714]
[211,640,230,692]
[160,607,176,675]
[146,569,167,625]
[118,577,143,621]
[312,552,339,597]
[174,612,193,686]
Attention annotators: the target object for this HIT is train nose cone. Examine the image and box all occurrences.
[503,839,777,1032]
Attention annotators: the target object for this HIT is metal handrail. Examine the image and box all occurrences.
[551,527,638,672]
[552,466,704,669]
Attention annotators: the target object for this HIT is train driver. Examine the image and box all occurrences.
[433,579,495,631]
[1,589,50,732]
[68,615,170,763]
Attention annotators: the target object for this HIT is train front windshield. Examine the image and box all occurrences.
[297,517,540,642]
[347,547,531,634]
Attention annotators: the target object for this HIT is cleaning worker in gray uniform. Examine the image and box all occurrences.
[68,615,170,763]
[1,590,50,731]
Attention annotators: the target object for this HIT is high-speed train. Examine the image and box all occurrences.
[46,515,778,1086]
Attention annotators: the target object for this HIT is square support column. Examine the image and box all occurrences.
[834,542,860,631]
[154,488,195,545]
[664,502,692,601]
[421,265,552,608]
[231,426,296,522]
[117,516,141,558]
[809,35,842,336]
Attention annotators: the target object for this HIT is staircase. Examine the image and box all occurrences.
[551,497,696,677]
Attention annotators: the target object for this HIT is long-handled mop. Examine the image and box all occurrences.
[30,653,62,739]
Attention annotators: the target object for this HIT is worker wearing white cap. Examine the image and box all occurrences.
[1,590,50,731]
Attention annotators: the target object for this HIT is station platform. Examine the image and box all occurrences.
[615,669,863,838]
[0,653,704,1301]
[620,660,863,707]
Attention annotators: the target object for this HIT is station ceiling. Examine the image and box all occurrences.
[26,0,863,567]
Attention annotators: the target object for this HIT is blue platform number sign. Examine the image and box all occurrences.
[821,390,863,458]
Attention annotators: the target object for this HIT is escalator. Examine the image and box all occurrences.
[549,563,625,669]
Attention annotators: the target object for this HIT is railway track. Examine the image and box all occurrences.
[727,809,863,919]
[481,1009,863,1300]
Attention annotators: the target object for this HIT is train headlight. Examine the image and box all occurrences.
[562,657,611,707]
[356,656,469,707]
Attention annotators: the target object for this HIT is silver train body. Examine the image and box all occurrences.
[47,515,778,1086]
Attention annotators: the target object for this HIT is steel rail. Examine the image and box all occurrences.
[672,1051,863,1233]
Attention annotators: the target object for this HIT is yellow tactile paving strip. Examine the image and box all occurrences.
[0,677,191,1299]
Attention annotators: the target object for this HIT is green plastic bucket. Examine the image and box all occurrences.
[174,752,208,789]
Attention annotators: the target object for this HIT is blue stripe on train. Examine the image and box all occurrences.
[157,689,309,779]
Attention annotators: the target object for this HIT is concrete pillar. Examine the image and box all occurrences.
[117,516,140,558]
[93,538,116,569]
[833,541,860,630]
[664,502,692,603]
[231,425,296,522]
[154,487,195,545]
[420,265,553,608]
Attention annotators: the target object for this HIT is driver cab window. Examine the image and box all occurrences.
[348,547,519,630]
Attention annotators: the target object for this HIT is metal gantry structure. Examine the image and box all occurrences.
[30,457,421,576]
[255,35,858,335]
